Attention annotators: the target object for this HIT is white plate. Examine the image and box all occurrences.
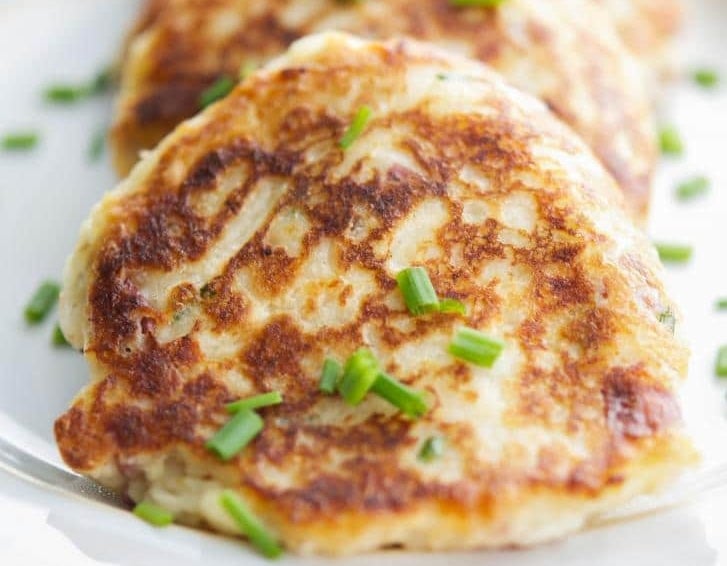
[0,1,726,564]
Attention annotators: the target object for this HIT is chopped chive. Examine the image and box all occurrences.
[44,84,89,104]
[438,297,466,315]
[339,348,380,405]
[655,242,693,264]
[339,105,372,149]
[448,326,503,367]
[24,280,60,324]
[675,176,709,201]
[370,373,428,418]
[133,501,174,526]
[715,298,727,310]
[88,127,106,162]
[435,72,448,81]
[658,308,676,334]
[89,67,113,95]
[206,409,263,461]
[418,436,445,462]
[52,323,71,347]
[239,61,258,81]
[2,132,39,151]
[220,490,283,558]
[199,76,236,108]
[716,345,727,377]
[659,126,684,156]
[693,68,719,89]
[450,0,507,6]
[396,267,440,315]
[226,392,283,414]
[319,358,342,394]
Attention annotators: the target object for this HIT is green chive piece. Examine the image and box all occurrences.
[715,345,727,377]
[2,132,39,151]
[675,176,709,201]
[226,392,283,414]
[319,358,342,394]
[239,61,258,81]
[24,280,60,324]
[206,409,263,461]
[396,267,440,315]
[52,323,71,347]
[90,67,113,95]
[448,326,503,367]
[658,308,676,334]
[133,501,174,527]
[220,490,283,559]
[199,76,236,108]
[370,373,428,418]
[659,126,684,156]
[693,68,719,89]
[438,297,467,315]
[715,298,727,310]
[339,348,380,405]
[88,127,106,162]
[655,242,693,264]
[44,84,89,104]
[339,105,372,149]
[450,0,507,6]
[418,436,445,462]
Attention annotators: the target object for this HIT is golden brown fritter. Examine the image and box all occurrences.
[58,33,694,555]
[110,0,657,221]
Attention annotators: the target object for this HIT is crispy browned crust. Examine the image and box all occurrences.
[110,0,656,221]
[58,34,693,554]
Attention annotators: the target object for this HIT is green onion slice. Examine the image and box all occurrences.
[199,76,236,109]
[658,126,684,156]
[44,84,89,104]
[339,348,380,405]
[88,127,106,162]
[52,323,71,347]
[418,436,445,462]
[715,298,727,310]
[133,501,174,527]
[675,176,709,201]
[319,358,342,394]
[371,373,428,418]
[2,132,39,151]
[339,105,372,149]
[693,68,719,89]
[220,490,282,558]
[655,242,693,264]
[206,409,263,461]
[396,267,440,315]
[227,392,282,414]
[448,326,503,367]
[658,309,676,334]
[24,280,60,324]
[438,298,466,315]
[716,345,727,378]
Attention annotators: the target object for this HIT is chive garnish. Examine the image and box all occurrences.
[199,76,236,108]
[52,323,71,347]
[450,0,507,6]
[206,409,263,461]
[659,126,684,156]
[715,345,727,378]
[658,309,676,334]
[90,67,113,95]
[226,392,282,414]
[418,436,445,462]
[88,127,106,162]
[675,176,709,201]
[438,298,467,315]
[693,68,719,89]
[655,242,693,264]
[339,105,372,149]
[319,358,342,394]
[133,501,174,527]
[2,132,39,151]
[339,348,380,405]
[220,490,283,558]
[448,327,503,367]
[397,267,440,315]
[370,373,428,418]
[44,84,89,104]
[24,280,60,324]
[715,298,727,310]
